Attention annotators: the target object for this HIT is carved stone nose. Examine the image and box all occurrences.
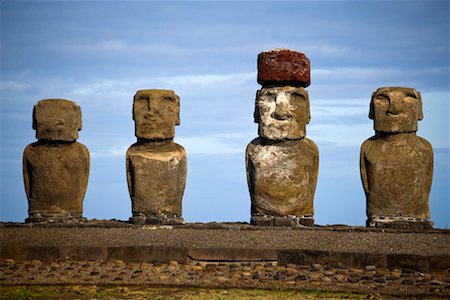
[387,95,403,115]
[273,93,291,120]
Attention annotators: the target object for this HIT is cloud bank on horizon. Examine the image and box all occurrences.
[1,1,449,227]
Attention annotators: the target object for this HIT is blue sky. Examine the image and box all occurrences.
[1,0,449,228]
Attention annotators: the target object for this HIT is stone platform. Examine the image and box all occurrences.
[1,221,449,297]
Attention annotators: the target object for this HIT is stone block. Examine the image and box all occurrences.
[361,87,433,226]
[33,99,82,142]
[133,89,180,140]
[257,49,310,87]
[126,141,187,219]
[254,87,310,140]
[108,246,188,263]
[387,254,430,272]
[247,138,318,217]
[188,247,277,262]
[23,141,89,220]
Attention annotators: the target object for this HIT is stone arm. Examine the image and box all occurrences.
[125,149,132,197]
[359,142,369,197]
[245,143,255,214]
[22,146,32,201]
[308,140,319,208]
[421,139,434,218]
[79,143,90,201]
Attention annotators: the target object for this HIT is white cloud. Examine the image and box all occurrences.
[309,123,372,147]
[90,146,128,158]
[312,67,447,84]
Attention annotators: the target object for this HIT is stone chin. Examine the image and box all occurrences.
[374,119,418,134]
[258,122,306,140]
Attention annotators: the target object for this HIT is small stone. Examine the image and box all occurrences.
[285,280,296,285]
[402,278,415,285]
[114,260,125,266]
[254,265,264,271]
[4,259,15,265]
[312,264,322,270]
[192,266,202,271]
[350,268,363,273]
[429,280,444,285]
[365,265,376,271]
[309,273,321,282]
[169,260,179,266]
[242,272,252,277]
[334,274,347,283]
[322,276,332,284]
[286,268,298,274]
[31,260,42,266]
[159,275,169,280]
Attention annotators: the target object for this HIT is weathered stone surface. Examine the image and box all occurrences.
[23,99,89,222]
[360,87,433,228]
[250,215,314,227]
[128,90,186,223]
[33,99,82,142]
[23,142,90,220]
[257,49,310,87]
[254,86,310,140]
[126,140,187,220]
[133,89,180,140]
[246,138,319,217]
[247,52,318,224]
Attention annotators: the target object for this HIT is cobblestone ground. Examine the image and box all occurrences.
[1,259,449,298]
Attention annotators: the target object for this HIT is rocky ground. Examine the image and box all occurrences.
[1,221,449,298]
[1,258,449,298]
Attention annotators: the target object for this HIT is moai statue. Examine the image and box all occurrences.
[246,49,319,227]
[23,99,90,222]
[126,89,187,225]
[360,87,434,229]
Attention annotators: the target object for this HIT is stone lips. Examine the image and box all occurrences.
[257,49,310,87]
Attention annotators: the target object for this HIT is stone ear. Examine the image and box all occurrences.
[132,95,137,121]
[253,90,261,123]
[32,105,37,130]
[369,92,376,120]
[76,105,82,131]
[417,91,423,121]
[305,92,311,124]
[175,95,181,126]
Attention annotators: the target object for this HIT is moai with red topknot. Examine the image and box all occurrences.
[23,99,90,222]
[246,49,319,227]
[360,87,434,229]
[126,90,187,225]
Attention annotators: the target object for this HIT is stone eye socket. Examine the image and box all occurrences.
[405,93,417,99]
[375,94,389,101]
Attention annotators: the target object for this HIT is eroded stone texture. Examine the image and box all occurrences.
[257,49,310,87]
[23,99,89,222]
[133,89,180,140]
[255,86,310,140]
[127,90,186,225]
[33,99,82,142]
[247,53,319,226]
[247,138,318,218]
[360,87,433,229]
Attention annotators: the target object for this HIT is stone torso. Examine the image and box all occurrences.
[360,134,433,219]
[23,141,90,215]
[126,141,187,217]
[246,137,319,216]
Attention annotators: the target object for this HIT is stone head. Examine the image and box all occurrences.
[369,87,423,133]
[133,89,180,140]
[254,86,310,140]
[33,99,82,142]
